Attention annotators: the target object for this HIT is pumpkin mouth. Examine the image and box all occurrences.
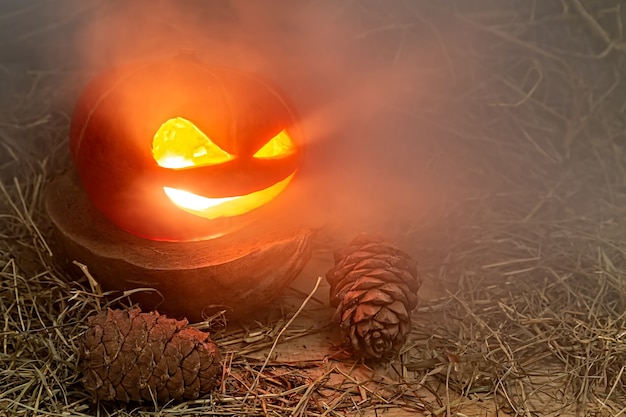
[163,173,295,219]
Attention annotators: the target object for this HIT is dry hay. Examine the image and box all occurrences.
[1,0,626,416]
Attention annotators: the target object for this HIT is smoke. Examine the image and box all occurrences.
[5,1,480,241]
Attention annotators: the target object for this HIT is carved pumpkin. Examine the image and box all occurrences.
[70,53,302,241]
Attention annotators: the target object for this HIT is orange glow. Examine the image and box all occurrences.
[163,173,294,219]
[253,129,297,158]
[152,117,233,168]
[152,117,296,219]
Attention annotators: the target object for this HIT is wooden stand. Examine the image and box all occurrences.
[44,172,314,321]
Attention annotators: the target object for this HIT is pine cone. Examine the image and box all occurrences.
[80,308,221,403]
[326,234,421,359]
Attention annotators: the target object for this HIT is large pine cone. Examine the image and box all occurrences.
[80,308,221,403]
[326,234,421,359]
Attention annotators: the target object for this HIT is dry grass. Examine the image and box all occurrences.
[1,0,626,416]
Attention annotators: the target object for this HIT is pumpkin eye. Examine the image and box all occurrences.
[253,130,296,159]
[152,117,233,168]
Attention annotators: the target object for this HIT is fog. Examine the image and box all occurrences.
[2,1,614,247]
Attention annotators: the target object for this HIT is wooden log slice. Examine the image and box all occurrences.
[44,171,314,321]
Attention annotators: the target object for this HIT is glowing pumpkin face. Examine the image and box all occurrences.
[69,54,302,241]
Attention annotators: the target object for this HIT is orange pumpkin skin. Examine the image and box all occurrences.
[70,54,302,241]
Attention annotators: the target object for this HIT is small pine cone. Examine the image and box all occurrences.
[326,234,421,360]
[80,308,221,403]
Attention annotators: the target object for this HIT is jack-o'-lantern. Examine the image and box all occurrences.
[70,53,302,241]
